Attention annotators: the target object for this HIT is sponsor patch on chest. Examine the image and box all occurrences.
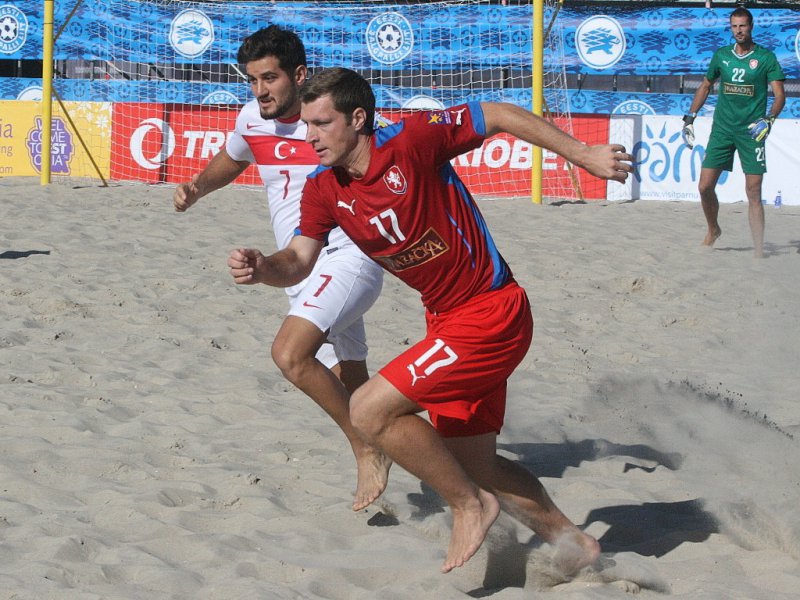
[375,227,448,271]
[722,82,754,96]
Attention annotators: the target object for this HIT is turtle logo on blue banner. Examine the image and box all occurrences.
[366,12,414,65]
[169,9,214,58]
[575,15,626,70]
[0,4,28,55]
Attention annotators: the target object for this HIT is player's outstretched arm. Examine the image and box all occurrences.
[227,235,323,288]
[480,102,633,183]
[173,149,250,212]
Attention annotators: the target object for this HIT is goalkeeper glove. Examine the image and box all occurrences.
[682,114,696,149]
[748,115,776,143]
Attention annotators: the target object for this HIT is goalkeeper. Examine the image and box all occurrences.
[681,7,784,258]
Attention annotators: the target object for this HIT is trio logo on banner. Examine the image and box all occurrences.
[575,15,626,70]
[112,104,252,184]
[366,12,414,64]
[0,4,28,54]
[130,118,175,171]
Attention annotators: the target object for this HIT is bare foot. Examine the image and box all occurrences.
[551,529,602,577]
[441,488,500,573]
[702,226,722,247]
[352,448,392,511]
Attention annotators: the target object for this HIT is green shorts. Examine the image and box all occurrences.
[702,126,767,175]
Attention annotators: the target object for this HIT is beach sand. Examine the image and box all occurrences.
[2,177,799,599]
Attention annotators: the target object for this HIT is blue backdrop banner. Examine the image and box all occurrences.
[1,2,797,112]
[1,1,532,66]
[562,6,799,76]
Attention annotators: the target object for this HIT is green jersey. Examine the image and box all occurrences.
[706,43,784,132]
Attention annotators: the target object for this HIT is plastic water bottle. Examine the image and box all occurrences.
[774,190,782,208]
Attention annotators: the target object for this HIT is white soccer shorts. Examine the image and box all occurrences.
[287,245,383,368]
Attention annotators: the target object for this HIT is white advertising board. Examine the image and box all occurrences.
[608,116,800,205]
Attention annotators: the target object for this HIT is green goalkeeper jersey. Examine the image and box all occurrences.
[706,43,785,133]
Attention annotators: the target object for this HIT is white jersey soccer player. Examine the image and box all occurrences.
[176,26,392,513]
[224,99,383,368]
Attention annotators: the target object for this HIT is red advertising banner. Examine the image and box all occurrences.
[163,105,258,184]
[545,114,610,200]
[383,110,610,200]
[111,104,259,184]
[112,105,609,199]
[111,103,165,183]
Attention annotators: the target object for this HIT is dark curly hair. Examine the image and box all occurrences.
[237,25,306,76]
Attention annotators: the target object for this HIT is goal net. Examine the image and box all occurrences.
[49,0,585,200]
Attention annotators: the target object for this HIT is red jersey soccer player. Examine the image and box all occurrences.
[228,68,632,575]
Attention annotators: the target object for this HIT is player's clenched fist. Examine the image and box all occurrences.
[228,248,265,285]
[174,174,203,212]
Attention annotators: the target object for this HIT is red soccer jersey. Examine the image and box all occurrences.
[298,102,512,313]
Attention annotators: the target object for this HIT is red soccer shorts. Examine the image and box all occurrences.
[379,280,533,438]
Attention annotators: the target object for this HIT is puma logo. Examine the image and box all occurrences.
[405,338,458,387]
[337,199,356,215]
[407,364,427,387]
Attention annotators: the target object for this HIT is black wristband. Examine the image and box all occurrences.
[683,114,696,125]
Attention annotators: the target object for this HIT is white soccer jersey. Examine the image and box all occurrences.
[225,99,356,295]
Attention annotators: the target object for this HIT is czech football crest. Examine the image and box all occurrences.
[384,165,407,194]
